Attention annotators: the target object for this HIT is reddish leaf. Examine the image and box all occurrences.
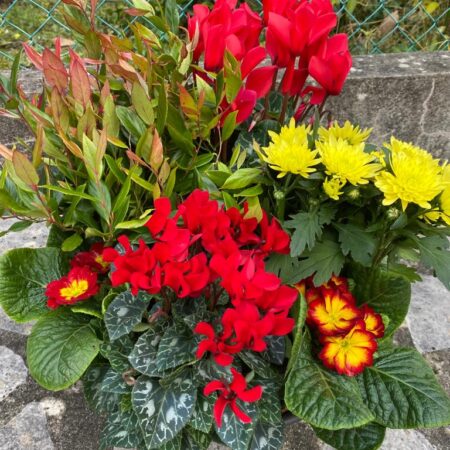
[70,50,91,107]
[150,129,164,172]
[22,43,43,71]
[43,49,68,91]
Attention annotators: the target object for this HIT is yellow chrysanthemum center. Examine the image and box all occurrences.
[60,279,89,301]
[316,137,382,186]
[261,118,321,178]
[323,177,345,200]
[375,137,446,211]
[318,121,372,145]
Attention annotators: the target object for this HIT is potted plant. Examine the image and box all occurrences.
[0,1,449,449]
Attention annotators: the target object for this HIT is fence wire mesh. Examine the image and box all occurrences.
[0,1,449,68]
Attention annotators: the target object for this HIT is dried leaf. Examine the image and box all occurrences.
[378,11,399,37]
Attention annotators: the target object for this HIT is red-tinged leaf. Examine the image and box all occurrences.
[90,0,98,25]
[126,149,149,168]
[22,43,43,71]
[150,129,164,172]
[50,87,70,131]
[58,131,84,159]
[62,0,85,9]
[70,50,91,107]
[12,151,39,188]
[179,84,199,119]
[124,8,149,16]
[43,49,68,91]
[54,37,62,58]
[32,125,44,167]
[0,143,13,161]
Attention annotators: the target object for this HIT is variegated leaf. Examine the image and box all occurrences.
[99,367,130,394]
[264,336,285,366]
[128,328,165,377]
[183,427,212,450]
[99,408,143,450]
[160,366,200,393]
[105,291,151,341]
[100,334,134,372]
[239,351,281,380]
[132,376,196,448]
[189,392,215,433]
[258,381,282,425]
[215,401,256,450]
[83,363,121,414]
[156,324,198,371]
[249,421,284,450]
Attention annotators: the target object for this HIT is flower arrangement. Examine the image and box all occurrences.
[0,1,449,450]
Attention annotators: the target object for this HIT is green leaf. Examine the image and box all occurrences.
[286,295,307,374]
[286,211,323,257]
[0,247,67,322]
[257,381,282,425]
[265,253,303,285]
[183,427,211,450]
[61,233,83,252]
[99,367,130,394]
[105,291,151,341]
[239,351,280,380]
[100,335,134,372]
[132,376,196,448]
[415,235,450,289]
[88,180,112,223]
[27,309,100,390]
[116,106,147,139]
[128,328,164,377]
[156,324,198,371]
[189,393,214,433]
[313,422,386,450]
[222,110,238,142]
[358,347,450,428]
[132,82,154,125]
[165,0,179,33]
[264,335,286,366]
[351,264,411,337]
[285,330,374,430]
[335,223,377,266]
[71,296,102,319]
[100,408,143,450]
[221,168,261,190]
[249,421,283,450]
[0,220,33,238]
[215,401,256,450]
[296,240,345,286]
[83,363,121,414]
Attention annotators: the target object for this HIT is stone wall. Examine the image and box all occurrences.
[1,52,450,160]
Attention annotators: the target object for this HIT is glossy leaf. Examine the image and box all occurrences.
[132,376,196,448]
[105,291,151,341]
[358,347,450,428]
[27,309,100,390]
[0,247,67,322]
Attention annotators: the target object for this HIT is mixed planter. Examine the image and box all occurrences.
[0,0,449,449]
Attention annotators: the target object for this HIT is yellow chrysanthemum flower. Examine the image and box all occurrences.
[317,137,382,186]
[323,177,345,200]
[318,121,372,145]
[426,165,450,224]
[375,137,446,211]
[261,119,321,178]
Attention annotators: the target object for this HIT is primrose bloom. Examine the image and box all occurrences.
[317,137,382,186]
[319,121,372,145]
[261,119,321,178]
[360,305,385,339]
[319,322,377,376]
[45,266,99,309]
[375,137,446,210]
[308,290,360,336]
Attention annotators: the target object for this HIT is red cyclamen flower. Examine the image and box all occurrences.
[204,368,262,426]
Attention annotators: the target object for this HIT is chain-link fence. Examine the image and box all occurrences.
[0,1,449,68]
